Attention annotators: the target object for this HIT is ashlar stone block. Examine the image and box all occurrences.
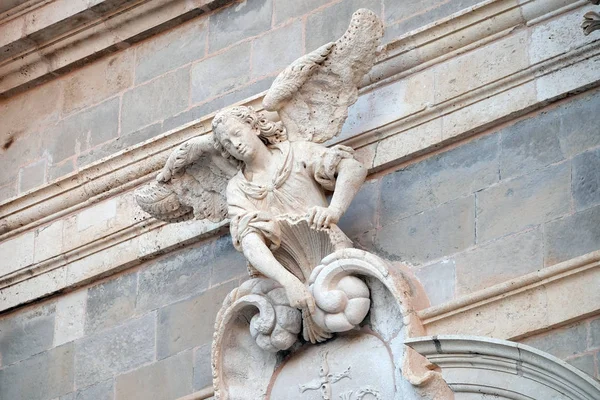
[572,147,600,212]
[115,350,193,400]
[251,20,303,79]
[75,313,155,388]
[521,322,587,360]
[85,272,137,335]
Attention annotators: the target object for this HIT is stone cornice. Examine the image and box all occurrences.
[0,0,235,98]
[0,0,587,241]
[419,250,600,340]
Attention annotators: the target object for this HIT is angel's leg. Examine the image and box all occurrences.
[241,232,315,313]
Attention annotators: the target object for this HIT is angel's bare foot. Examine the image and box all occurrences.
[285,280,316,314]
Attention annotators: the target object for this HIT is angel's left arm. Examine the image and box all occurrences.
[328,156,367,216]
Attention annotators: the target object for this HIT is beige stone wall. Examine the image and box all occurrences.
[0,0,599,399]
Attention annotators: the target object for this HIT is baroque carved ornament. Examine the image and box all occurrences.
[136,9,449,400]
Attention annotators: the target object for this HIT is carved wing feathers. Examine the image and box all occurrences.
[135,133,239,224]
[263,9,383,143]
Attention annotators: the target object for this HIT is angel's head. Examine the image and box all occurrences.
[212,106,286,163]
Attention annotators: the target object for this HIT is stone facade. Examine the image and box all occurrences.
[0,0,599,399]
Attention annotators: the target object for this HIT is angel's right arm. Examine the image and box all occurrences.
[240,233,299,288]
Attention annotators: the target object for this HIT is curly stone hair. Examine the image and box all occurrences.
[212,106,287,159]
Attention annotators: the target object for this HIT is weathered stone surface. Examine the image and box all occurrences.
[251,21,303,79]
[383,0,480,24]
[0,303,55,366]
[18,158,46,193]
[208,0,273,52]
[54,289,87,347]
[75,313,155,388]
[572,147,600,212]
[35,219,64,264]
[375,196,475,264]
[557,90,600,157]
[273,0,330,23]
[434,31,529,105]
[86,272,137,335]
[209,235,248,286]
[381,134,498,221]
[115,350,193,400]
[157,281,236,359]
[0,230,34,276]
[45,97,120,163]
[338,179,380,238]
[62,50,134,115]
[545,204,600,265]
[135,19,207,84]
[137,243,212,313]
[455,228,543,295]
[567,354,596,378]
[591,316,600,348]
[499,110,564,180]
[0,343,74,400]
[48,160,75,182]
[415,259,456,307]
[477,162,571,242]
[190,43,251,104]
[305,0,381,51]
[121,67,189,135]
[193,343,212,390]
[521,322,587,360]
[74,379,113,400]
[0,181,16,202]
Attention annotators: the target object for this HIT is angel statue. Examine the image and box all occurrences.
[136,9,384,349]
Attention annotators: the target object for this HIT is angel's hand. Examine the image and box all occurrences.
[307,206,342,230]
[284,279,316,314]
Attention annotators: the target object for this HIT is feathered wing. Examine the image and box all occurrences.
[263,9,384,143]
[134,134,240,223]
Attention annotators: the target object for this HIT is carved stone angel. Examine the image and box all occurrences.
[136,9,383,346]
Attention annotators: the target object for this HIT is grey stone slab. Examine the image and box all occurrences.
[381,134,498,222]
[0,132,43,187]
[306,0,382,52]
[208,0,273,52]
[477,162,571,242]
[75,313,155,388]
[273,0,330,23]
[415,259,456,307]
[191,43,251,104]
[163,76,275,132]
[121,67,189,135]
[544,204,600,265]
[18,158,46,193]
[592,316,600,348]
[383,0,483,42]
[251,20,303,79]
[210,235,248,286]
[499,110,564,180]
[85,272,137,335]
[572,147,600,212]
[0,343,74,400]
[137,243,212,314]
[45,97,120,163]
[157,281,237,359]
[48,160,75,183]
[375,196,475,265]
[115,350,193,400]
[75,379,113,400]
[0,303,55,366]
[567,354,596,378]
[193,343,212,390]
[338,179,380,239]
[558,89,600,157]
[0,181,16,203]
[455,228,543,295]
[521,322,587,360]
[135,19,207,84]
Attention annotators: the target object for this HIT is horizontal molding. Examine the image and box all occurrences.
[0,0,235,98]
[419,250,600,340]
[0,0,584,241]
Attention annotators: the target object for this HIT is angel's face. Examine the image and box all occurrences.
[215,118,264,163]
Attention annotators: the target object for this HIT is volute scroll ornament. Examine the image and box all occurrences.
[136,9,451,399]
